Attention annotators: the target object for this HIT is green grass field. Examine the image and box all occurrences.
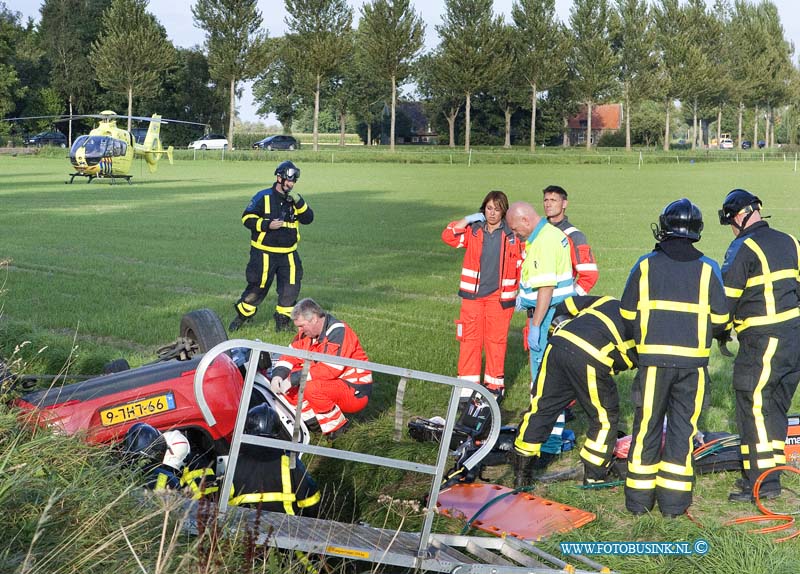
[2,153,800,573]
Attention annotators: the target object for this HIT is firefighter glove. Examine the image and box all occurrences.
[527,320,541,352]
[464,212,485,224]
[270,376,291,394]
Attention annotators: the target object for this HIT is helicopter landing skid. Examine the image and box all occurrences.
[66,173,132,185]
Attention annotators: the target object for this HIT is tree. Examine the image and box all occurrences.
[40,0,111,143]
[350,29,389,145]
[653,0,687,151]
[359,0,424,151]
[437,0,502,151]
[611,0,656,151]
[511,0,567,153]
[253,38,303,133]
[415,50,462,147]
[284,0,353,151]
[192,0,268,148]
[91,0,174,131]
[568,0,618,149]
[487,23,527,148]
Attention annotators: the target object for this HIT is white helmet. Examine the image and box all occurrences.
[162,430,191,470]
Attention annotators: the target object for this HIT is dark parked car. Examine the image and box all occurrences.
[26,130,67,148]
[741,140,751,149]
[253,135,300,151]
[757,140,766,149]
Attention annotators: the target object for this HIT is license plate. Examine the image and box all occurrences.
[100,392,176,426]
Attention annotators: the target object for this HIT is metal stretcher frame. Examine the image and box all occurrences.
[193,339,502,558]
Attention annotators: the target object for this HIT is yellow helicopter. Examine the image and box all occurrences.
[67,111,175,184]
[4,110,207,184]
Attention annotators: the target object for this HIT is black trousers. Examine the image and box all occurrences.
[625,365,705,516]
[234,248,303,320]
[733,325,800,492]
[514,345,620,480]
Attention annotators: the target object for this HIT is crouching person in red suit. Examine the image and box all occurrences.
[270,298,372,438]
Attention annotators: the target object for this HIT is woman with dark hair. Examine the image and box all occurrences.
[442,190,523,402]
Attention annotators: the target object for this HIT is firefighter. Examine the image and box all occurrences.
[269,298,372,438]
[122,423,184,491]
[441,190,523,402]
[228,403,320,516]
[513,295,637,488]
[541,185,600,456]
[718,189,800,503]
[230,160,314,333]
[542,185,599,295]
[620,198,729,518]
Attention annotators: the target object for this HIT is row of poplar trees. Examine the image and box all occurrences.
[1,0,798,151]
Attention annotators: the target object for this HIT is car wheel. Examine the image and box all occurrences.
[288,144,295,151]
[200,144,207,150]
[103,358,131,374]
[223,144,229,150]
[180,309,228,354]
[267,144,273,151]
[60,143,66,149]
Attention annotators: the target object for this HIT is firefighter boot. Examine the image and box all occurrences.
[274,312,293,332]
[513,452,537,489]
[229,314,250,332]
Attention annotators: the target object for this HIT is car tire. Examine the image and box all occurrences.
[180,309,228,354]
[200,144,207,150]
[103,358,131,374]
[288,144,295,151]
[267,144,273,151]
[223,144,229,150]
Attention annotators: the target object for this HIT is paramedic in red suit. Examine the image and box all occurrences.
[269,298,372,437]
[542,185,598,295]
[441,190,523,402]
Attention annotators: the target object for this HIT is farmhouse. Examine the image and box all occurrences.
[567,103,622,146]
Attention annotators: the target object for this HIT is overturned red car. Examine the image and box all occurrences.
[12,310,290,462]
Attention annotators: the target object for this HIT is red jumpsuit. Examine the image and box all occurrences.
[272,314,371,434]
[442,220,522,395]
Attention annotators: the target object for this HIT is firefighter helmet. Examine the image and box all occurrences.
[652,198,703,242]
[162,429,191,470]
[719,189,762,225]
[274,160,300,182]
[122,422,167,464]
[245,403,280,438]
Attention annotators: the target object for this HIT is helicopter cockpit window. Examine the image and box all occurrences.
[70,135,88,156]
[80,136,111,158]
[113,139,127,157]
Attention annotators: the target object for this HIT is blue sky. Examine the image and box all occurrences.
[5,0,800,123]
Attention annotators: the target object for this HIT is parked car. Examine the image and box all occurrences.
[741,140,752,149]
[188,133,229,150]
[26,130,67,148]
[757,140,766,149]
[719,138,734,150]
[252,135,300,151]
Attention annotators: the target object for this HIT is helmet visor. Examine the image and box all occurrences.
[282,167,300,182]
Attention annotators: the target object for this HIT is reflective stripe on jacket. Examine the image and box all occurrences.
[272,314,372,391]
[442,219,522,308]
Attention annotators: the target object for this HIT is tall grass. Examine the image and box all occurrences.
[2,155,800,572]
